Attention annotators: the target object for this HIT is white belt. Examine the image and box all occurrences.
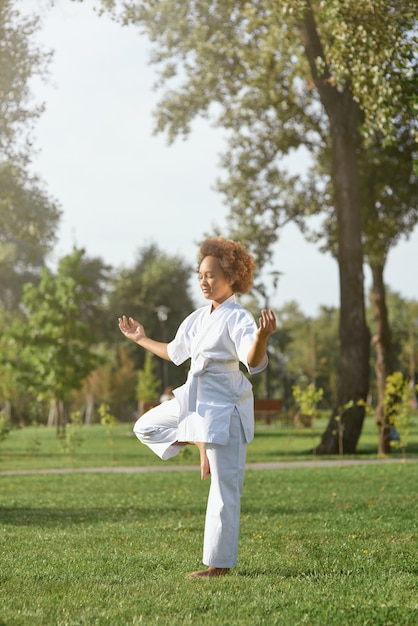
[188,360,239,412]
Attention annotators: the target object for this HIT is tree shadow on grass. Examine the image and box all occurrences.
[0,504,203,528]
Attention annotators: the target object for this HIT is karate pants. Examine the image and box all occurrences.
[133,399,247,568]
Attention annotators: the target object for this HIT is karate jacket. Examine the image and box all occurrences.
[167,295,268,445]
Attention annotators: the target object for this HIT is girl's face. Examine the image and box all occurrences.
[198,256,233,308]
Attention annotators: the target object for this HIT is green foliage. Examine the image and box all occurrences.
[0,2,61,310]
[383,371,415,455]
[109,243,194,386]
[98,402,117,464]
[77,347,139,423]
[0,409,10,443]
[136,351,160,403]
[4,248,100,403]
[0,307,19,408]
[292,383,324,425]
[110,243,194,344]
[360,130,418,268]
[104,0,417,268]
[60,410,84,458]
[382,291,418,373]
[313,0,417,142]
[98,402,117,431]
[275,302,339,407]
[397,299,418,378]
[0,0,51,162]
[0,163,61,310]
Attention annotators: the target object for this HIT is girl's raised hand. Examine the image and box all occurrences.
[118,315,146,343]
[257,309,277,337]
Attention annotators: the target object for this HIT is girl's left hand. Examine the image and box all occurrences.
[257,309,277,337]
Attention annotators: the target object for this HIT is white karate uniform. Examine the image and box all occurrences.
[133,295,267,568]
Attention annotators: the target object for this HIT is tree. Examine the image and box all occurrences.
[362,129,418,453]
[0,162,61,309]
[274,301,339,410]
[0,0,51,163]
[71,252,113,343]
[108,243,196,388]
[74,346,139,423]
[387,295,418,396]
[5,248,101,432]
[136,351,160,414]
[98,0,416,453]
[0,1,61,309]
[0,306,18,420]
[292,121,417,454]
[108,347,138,420]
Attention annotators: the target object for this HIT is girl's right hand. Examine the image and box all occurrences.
[118,315,146,343]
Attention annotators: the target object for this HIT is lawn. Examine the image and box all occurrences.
[1,463,418,625]
[1,415,418,624]
[1,413,417,472]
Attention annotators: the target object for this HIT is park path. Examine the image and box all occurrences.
[1,457,417,476]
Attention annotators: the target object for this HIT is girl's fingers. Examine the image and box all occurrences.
[259,309,276,333]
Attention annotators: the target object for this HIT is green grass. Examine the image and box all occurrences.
[1,464,418,625]
[1,414,418,472]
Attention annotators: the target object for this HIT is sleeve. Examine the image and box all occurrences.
[166,313,193,366]
[230,309,268,375]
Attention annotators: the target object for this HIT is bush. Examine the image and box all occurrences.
[0,410,11,443]
[383,371,415,456]
[292,383,324,427]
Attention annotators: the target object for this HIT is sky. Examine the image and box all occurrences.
[22,0,418,316]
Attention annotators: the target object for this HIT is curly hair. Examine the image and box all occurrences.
[198,236,256,294]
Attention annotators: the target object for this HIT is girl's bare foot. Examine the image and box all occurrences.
[186,566,229,579]
[195,442,210,480]
[175,441,210,480]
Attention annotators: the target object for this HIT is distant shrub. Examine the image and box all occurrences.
[383,372,414,456]
[0,410,11,443]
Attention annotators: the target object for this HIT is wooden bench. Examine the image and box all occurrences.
[254,398,283,425]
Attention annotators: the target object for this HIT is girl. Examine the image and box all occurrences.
[118,237,276,578]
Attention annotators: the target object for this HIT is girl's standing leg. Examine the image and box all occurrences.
[189,409,247,576]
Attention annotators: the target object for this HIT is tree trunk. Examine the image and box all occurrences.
[57,400,66,437]
[47,399,57,427]
[47,398,66,436]
[84,393,95,425]
[299,7,370,454]
[370,263,393,454]
[3,400,12,421]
